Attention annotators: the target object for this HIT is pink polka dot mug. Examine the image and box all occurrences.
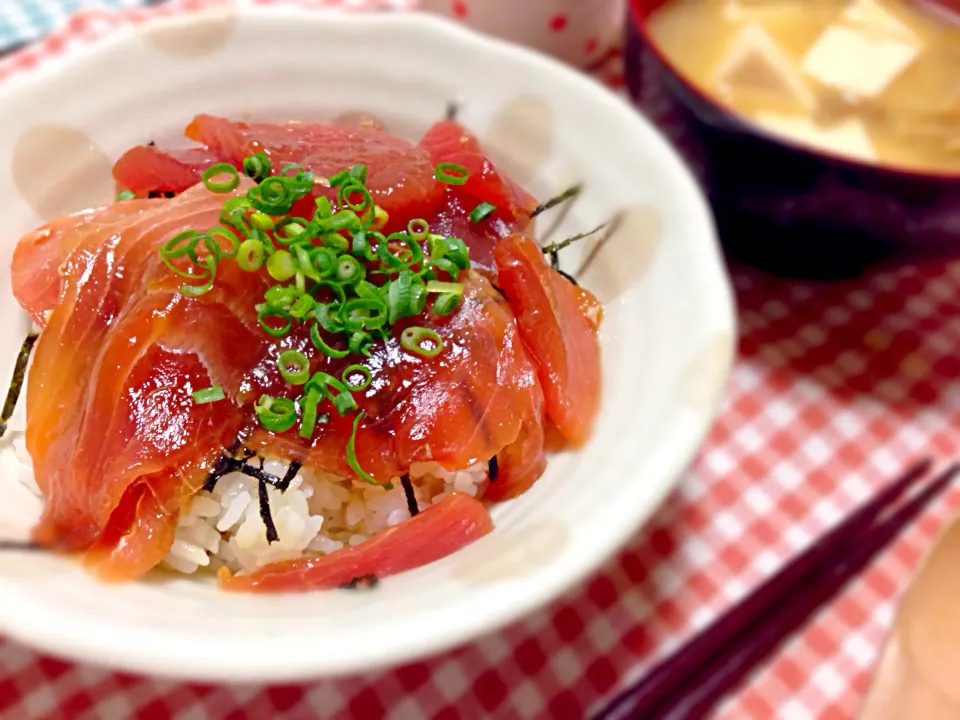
[416,0,625,68]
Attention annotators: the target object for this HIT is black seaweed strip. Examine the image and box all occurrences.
[0,333,39,439]
[400,474,419,517]
[257,476,279,544]
[550,250,561,270]
[541,222,608,256]
[446,102,459,121]
[531,184,582,218]
[575,212,624,279]
[276,461,302,492]
[488,456,499,481]
[557,269,580,287]
[339,574,380,590]
[147,140,156,146]
[0,540,44,552]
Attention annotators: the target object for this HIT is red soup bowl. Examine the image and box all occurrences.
[625,0,960,280]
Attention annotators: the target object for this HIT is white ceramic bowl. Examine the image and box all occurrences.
[0,6,734,681]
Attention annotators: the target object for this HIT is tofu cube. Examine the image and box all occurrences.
[756,112,879,162]
[802,25,920,99]
[841,0,918,44]
[715,24,815,111]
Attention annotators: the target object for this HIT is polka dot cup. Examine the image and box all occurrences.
[418,0,625,67]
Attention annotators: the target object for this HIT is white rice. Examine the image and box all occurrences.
[160,458,489,576]
[4,358,489,576]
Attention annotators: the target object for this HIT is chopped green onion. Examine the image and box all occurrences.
[378,232,424,269]
[179,256,217,297]
[346,411,378,485]
[310,322,349,359]
[434,162,469,185]
[322,232,350,253]
[242,153,272,182]
[248,177,292,215]
[192,385,225,404]
[202,163,240,193]
[258,306,292,337]
[305,372,357,415]
[298,389,322,439]
[328,210,361,232]
[387,270,416,324]
[277,349,310,385]
[343,297,388,332]
[348,331,374,357]
[342,364,372,391]
[275,217,308,242]
[289,293,316,320]
[315,196,333,219]
[429,235,470,270]
[401,326,443,357]
[201,226,240,260]
[336,255,365,286]
[428,258,460,277]
[432,293,461,316]
[338,183,373,216]
[328,169,350,186]
[267,249,297,282]
[469,201,496,223]
[426,280,464,296]
[237,239,266,271]
[250,212,275,231]
[310,247,338,278]
[116,190,137,201]
[349,164,368,184]
[351,230,377,261]
[159,230,201,277]
[407,218,430,240]
[371,205,389,231]
[254,394,297,433]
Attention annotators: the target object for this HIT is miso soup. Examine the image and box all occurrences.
[646,0,960,173]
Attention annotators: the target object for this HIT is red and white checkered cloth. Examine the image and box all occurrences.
[3,3,960,719]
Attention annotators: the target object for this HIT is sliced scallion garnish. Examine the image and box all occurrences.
[192,385,225,404]
[469,201,496,223]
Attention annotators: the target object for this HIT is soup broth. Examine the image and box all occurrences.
[646,0,960,173]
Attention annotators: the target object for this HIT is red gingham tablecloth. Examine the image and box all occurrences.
[4,3,960,719]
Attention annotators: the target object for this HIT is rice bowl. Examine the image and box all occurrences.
[0,7,734,680]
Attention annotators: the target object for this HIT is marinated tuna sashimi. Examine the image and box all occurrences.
[8,114,602,592]
[219,492,492,592]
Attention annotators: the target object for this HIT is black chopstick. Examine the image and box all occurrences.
[595,457,953,720]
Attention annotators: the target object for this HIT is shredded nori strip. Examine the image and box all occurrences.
[276,460,302,492]
[201,435,246,492]
[339,574,380,590]
[550,250,561,270]
[147,190,176,199]
[574,211,623,278]
[257,472,280,545]
[0,540,44,552]
[0,333,39,439]
[531,184,582,218]
[488,456,499,482]
[541,222,608,256]
[147,140,156,146]
[400,474,419,517]
[446,101,459,121]
[557,269,579,286]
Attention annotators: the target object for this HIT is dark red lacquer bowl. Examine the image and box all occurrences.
[625,0,960,279]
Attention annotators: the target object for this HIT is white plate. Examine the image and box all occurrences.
[0,7,735,681]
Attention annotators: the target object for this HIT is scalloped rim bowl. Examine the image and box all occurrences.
[0,7,734,681]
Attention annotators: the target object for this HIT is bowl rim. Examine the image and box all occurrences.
[627,0,960,183]
[0,4,736,681]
